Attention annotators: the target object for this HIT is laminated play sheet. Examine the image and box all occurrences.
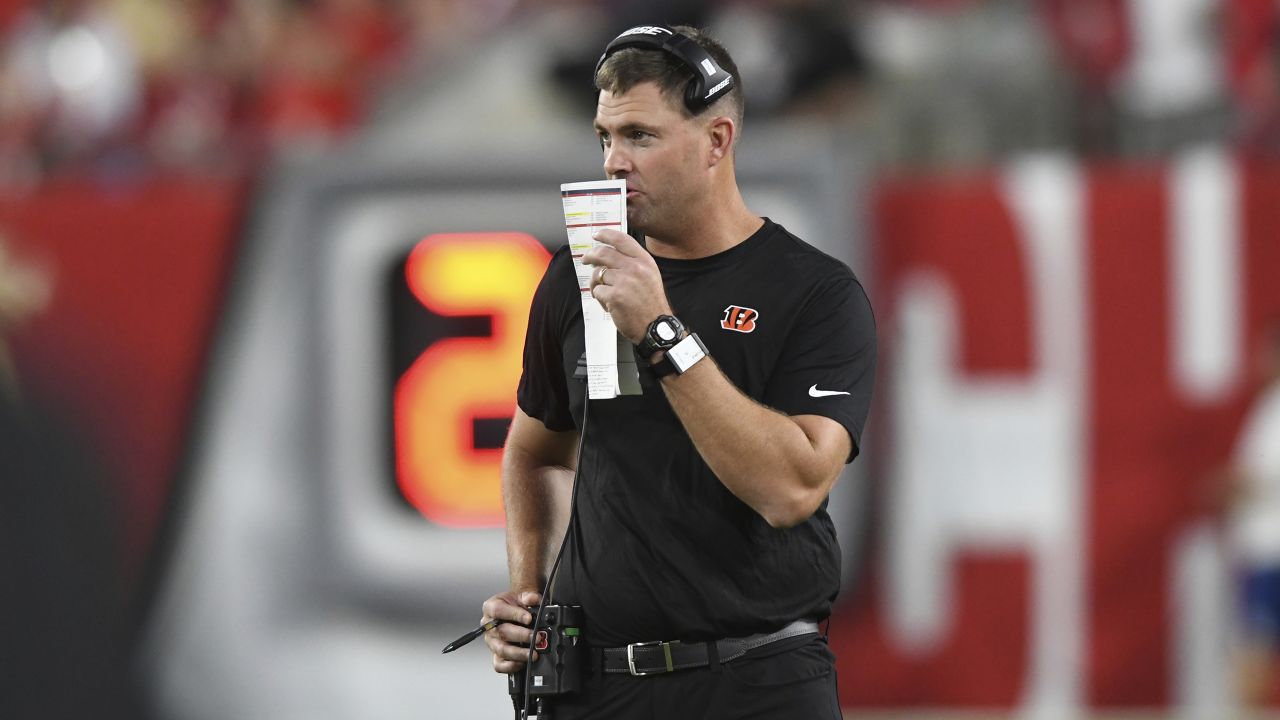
[560,179,641,399]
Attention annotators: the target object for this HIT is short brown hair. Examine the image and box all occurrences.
[594,25,744,128]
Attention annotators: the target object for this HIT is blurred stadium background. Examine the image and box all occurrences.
[1,0,1278,718]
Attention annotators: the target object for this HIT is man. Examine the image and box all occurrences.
[1220,321,1280,710]
[481,25,875,719]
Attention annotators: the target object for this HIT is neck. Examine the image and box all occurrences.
[645,188,761,260]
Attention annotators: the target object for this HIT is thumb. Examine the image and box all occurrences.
[518,591,543,608]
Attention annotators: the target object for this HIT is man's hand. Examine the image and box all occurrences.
[582,228,672,344]
[481,590,543,673]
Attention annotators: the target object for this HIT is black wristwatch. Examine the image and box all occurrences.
[637,315,686,360]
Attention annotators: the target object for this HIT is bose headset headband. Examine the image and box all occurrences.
[595,25,735,113]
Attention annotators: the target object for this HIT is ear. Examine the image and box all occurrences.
[706,115,735,167]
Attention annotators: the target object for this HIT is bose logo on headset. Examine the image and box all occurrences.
[618,26,673,38]
[705,76,731,98]
[596,24,736,113]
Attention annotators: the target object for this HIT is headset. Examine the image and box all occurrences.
[594,25,736,113]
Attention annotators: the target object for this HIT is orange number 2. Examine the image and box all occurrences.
[395,232,551,527]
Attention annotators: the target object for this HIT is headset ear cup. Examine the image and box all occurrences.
[684,78,703,113]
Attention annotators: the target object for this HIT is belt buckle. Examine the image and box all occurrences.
[626,640,673,676]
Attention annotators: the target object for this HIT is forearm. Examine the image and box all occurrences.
[658,358,843,528]
[579,227,854,527]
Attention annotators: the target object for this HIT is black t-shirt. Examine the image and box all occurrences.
[517,218,876,646]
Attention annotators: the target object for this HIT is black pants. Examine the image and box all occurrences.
[543,636,843,720]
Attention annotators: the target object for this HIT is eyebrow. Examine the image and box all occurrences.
[594,121,658,136]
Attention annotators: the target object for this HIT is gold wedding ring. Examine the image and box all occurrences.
[599,267,608,285]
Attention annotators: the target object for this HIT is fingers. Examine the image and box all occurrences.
[584,250,617,311]
[590,282,614,311]
[590,228,643,257]
[582,228,670,341]
[485,622,539,673]
[581,242,626,272]
[482,593,534,626]
[481,590,545,674]
[486,638,532,671]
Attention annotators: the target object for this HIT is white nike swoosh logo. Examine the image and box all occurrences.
[808,385,850,398]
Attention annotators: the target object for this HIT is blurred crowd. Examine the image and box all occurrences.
[0,0,525,185]
[0,0,1277,184]
[866,0,1280,166]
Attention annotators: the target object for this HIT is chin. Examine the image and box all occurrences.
[626,210,649,235]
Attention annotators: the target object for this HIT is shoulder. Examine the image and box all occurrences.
[765,221,871,312]
[547,243,575,271]
[765,221,859,280]
[550,242,574,263]
[536,244,578,294]
[527,244,581,327]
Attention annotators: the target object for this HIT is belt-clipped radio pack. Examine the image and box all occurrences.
[507,604,586,699]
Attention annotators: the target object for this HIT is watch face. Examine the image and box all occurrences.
[656,321,677,342]
[667,333,707,373]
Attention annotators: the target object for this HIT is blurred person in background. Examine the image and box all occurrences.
[1215,320,1280,712]
[0,0,415,181]
[710,0,867,119]
[0,0,141,181]
[112,0,255,174]
[860,0,1280,167]
[252,0,404,150]
[481,23,875,720]
[0,234,141,720]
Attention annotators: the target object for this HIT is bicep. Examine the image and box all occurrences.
[504,408,580,473]
[763,276,876,458]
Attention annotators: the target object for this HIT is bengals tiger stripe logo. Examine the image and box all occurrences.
[721,305,759,333]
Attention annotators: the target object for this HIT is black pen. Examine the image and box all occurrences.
[441,619,507,654]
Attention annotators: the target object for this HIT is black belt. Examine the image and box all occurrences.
[597,619,821,676]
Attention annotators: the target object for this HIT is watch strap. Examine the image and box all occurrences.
[650,355,678,378]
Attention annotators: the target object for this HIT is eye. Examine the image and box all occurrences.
[597,133,610,151]
[629,130,652,142]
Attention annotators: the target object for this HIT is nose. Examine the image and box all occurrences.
[603,142,631,179]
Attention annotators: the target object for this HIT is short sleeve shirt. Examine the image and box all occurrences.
[517,219,876,645]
